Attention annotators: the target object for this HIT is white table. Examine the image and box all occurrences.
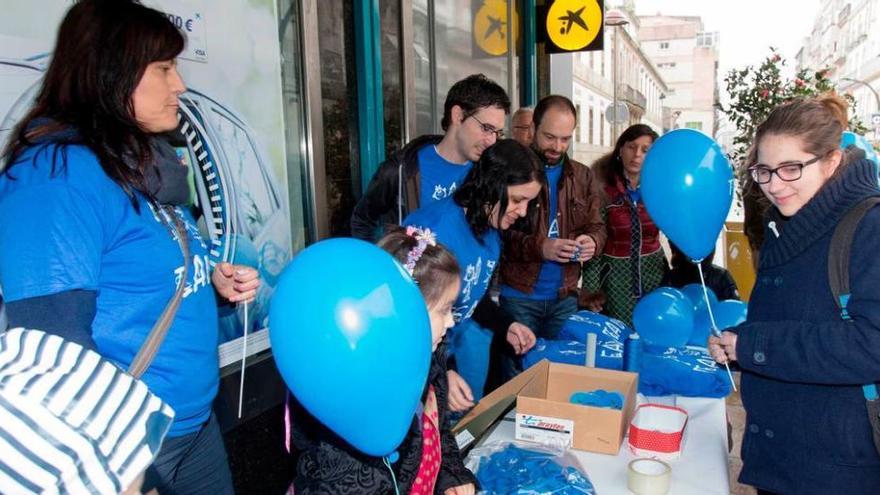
[473,396,730,494]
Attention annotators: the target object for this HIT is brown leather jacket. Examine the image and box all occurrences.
[500,155,606,304]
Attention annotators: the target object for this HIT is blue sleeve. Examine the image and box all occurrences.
[0,182,104,301]
[735,209,880,385]
[5,290,98,350]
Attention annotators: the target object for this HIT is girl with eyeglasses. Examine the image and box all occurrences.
[709,94,880,494]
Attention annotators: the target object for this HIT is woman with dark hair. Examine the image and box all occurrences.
[0,1,258,492]
[582,124,667,325]
[710,95,880,494]
[405,139,543,410]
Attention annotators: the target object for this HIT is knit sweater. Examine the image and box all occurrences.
[733,158,880,493]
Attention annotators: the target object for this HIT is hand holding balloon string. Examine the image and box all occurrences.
[697,263,737,392]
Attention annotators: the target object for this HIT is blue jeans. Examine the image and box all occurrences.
[496,295,578,382]
[143,412,234,494]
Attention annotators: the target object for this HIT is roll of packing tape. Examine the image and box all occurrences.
[627,458,671,495]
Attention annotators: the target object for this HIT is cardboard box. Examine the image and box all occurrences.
[453,360,638,455]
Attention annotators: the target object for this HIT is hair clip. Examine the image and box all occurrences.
[403,226,437,276]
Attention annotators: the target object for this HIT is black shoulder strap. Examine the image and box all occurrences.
[828,197,880,319]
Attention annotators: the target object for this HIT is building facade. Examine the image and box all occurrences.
[797,0,880,140]
[638,14,719,137]
[551,3,668,166]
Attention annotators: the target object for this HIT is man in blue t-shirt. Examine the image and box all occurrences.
[498,95,606,379]
[350,74,511,240]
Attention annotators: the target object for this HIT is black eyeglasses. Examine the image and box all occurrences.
[748,154,826,184]
[469,114,504,139]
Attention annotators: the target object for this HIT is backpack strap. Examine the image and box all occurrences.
[827,196,880,403]
[128,207,190,379]
[828,197,880,320]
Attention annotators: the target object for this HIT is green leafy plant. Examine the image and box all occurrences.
[718,48,868,168]
[717,49,869,254]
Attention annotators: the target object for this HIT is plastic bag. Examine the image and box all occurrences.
[465,441,596,494]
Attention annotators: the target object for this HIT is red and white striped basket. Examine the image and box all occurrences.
[628,403,688,460]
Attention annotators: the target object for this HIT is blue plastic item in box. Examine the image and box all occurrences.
[475,443,596,494]
[570,390,624,409]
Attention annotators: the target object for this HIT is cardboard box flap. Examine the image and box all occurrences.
[451,360,550,448]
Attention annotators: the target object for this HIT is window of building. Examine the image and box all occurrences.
[685,121,703,130]
[575,104,582,142]
[658,62,676,69]
[696,32,717,48]
[600,113,605,146]
[659,41,669,50]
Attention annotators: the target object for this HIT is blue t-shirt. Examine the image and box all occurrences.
[501,163,564,300]
[404,197,500,325]
[0,145,219,436]
[627,185,641,205]
[418,145,472,205]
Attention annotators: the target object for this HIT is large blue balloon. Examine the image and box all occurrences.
[641,129,734,261]
[632,287,694,348]
[269,238,432,457]
[690,299,748,347]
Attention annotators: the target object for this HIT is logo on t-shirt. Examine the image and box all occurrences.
[548,218,559,237]
[148,203,211,299]
[483,259,496,284]
[454,256,484,322]
[432,181,458,201]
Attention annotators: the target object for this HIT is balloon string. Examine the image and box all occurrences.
[237,300,249,419]
[697,264,720,336]
[697,263,737,392]
[383,457,401,495]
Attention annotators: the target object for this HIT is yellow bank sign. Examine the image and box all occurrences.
[472,0,519,57]
[540,0,604,54]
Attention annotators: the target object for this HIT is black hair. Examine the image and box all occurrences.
[2,0,185,210]
[453,139,545,239]
[440,74,511,131]
[593,124,659,187]
[532,94,577,128]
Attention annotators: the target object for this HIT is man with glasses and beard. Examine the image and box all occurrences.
[494,95,606,382]
[350,74,510,241]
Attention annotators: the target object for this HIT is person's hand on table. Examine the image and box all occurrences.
[447,370,475,412]
[507,322,536,355]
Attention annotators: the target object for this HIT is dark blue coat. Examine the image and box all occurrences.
[733,159,880,493]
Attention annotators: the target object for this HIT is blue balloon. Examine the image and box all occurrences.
[690,299,748,347]
[641,129,734,261]
[841,131,879,166]
[632,287,694,348]
[680,283,718,314]
[269,238,432,457]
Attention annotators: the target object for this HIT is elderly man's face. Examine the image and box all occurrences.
[511,110,534,146]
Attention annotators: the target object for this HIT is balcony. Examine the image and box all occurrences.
[618,83,647,110]
[573,61,613,96]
